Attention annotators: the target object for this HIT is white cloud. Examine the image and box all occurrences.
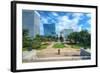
[86,27,91,33]
[87,19,91,26]
[71,23,78,31]
[52,12,58,16]
[56,13,85,33]
[86,13,91,17]
[41,17,48,24]
[70,13,85,31]
[72,13,83,18]
[72,13,84,21]
[40,12,90,34]
[78,26,82,32]
[86,13,91,26]
[56,16,72,33]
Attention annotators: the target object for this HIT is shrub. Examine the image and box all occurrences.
[32,39,41,49]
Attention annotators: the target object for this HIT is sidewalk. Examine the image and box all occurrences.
[22,42,91,62]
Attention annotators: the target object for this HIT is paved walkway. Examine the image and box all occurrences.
[37,42,80,58]
[22,42,91,62]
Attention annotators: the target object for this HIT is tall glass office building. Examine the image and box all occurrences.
[43,24,56,36]
[22,10,40,38]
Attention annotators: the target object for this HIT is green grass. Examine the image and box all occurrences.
[39,42,49,50]
[69,44,82,49]
[71,45,80,49]
[69,44,90,49]
[39,44,48,49]
[23,42,50,51]
[52,43,65,48]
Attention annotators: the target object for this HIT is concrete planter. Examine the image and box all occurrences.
[22,49,37,62]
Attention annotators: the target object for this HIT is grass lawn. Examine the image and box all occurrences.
[23,42,50,51]
[39,42,49,50]
[52,43,65,49]
[68,43,90,49]
[68,44,82,49]
[39,44,48,49]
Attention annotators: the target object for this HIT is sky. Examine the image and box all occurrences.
[22,10,91,36]
[38,11,91,35]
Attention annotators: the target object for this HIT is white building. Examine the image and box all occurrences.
[23,10,40,38]
[33,11,40,38]
[60,29,73,42]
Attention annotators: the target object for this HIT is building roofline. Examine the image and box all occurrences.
[34,11,40,17]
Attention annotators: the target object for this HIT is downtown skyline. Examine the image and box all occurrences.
[23,10,91,36]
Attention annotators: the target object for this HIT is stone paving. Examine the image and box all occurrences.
[22,42,91,62]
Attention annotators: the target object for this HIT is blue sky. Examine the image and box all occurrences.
[38,11,91,35]
[23,10,91,35]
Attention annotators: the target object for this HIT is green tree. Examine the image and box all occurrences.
[32,34,41,49]
[23,29,32,48]
[67,32,79,43]
[32,39,41,49]
[59,35,64,42]
[67,30,91,49]
[79,30,91,49]
[23,29,28,37]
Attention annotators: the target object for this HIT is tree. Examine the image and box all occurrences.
[32,34,41,49]
[79,30,91,49]
[67,30,91,49]
[32,39,41,49]
[34,34,42,41]
[23,29,32,49]
[67,32,79,44]
[23,29,28,37]
[59,34,64,42]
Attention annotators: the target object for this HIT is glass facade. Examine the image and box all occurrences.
[43,24,56,36]
[22,10,40,38]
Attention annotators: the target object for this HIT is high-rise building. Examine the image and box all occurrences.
[22,10,40,38]
[33,11,40,38]
[43,24,56,36]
